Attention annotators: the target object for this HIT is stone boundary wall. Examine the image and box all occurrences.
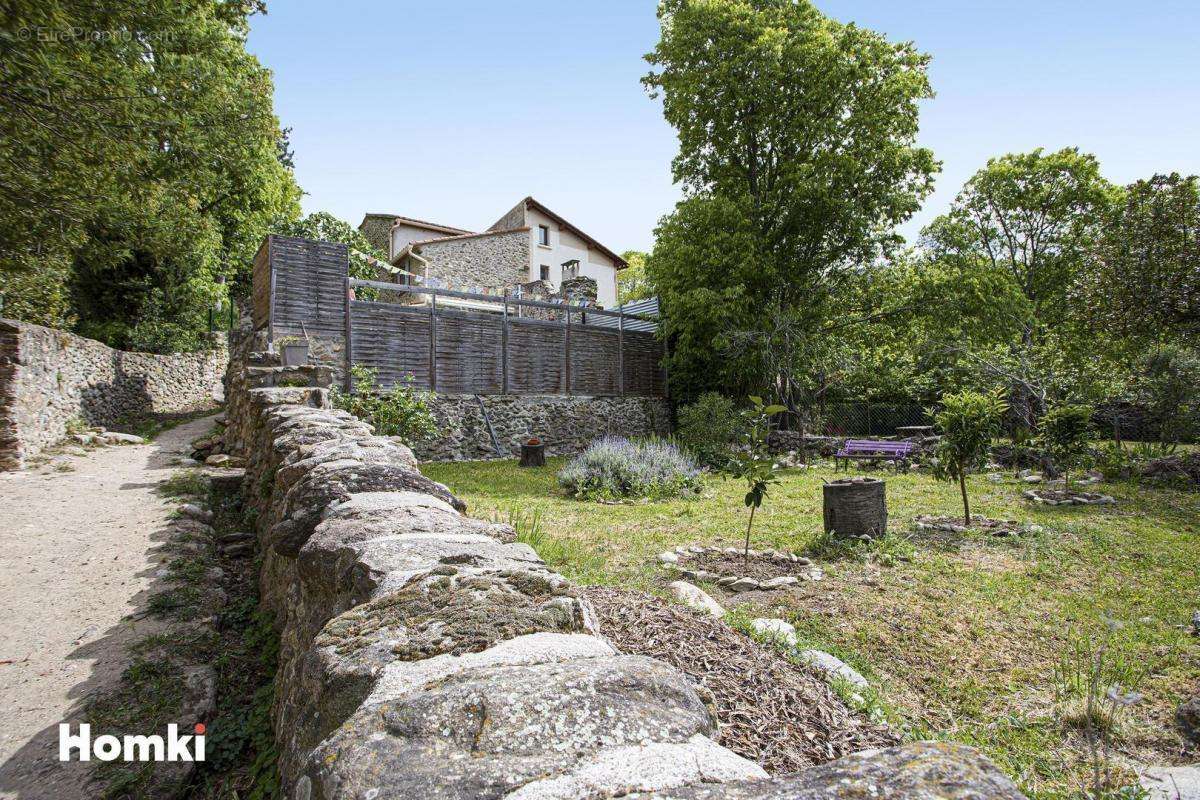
[0,319,227,470]
[415,393,671,462]
[222,330,1025,800]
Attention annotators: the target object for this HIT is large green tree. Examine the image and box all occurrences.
[1082,173,1200,344]
[0,0,299,350]
[643,0,938,400]
[922,148,1116,342]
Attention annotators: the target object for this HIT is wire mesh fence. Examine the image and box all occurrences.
[799,402,933,438]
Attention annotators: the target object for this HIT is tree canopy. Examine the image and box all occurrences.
[644,0,939,400]
[1,0,299,351]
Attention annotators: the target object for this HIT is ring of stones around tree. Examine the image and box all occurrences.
[913,514,1042,537]
[657,545,823,593]
[1022,488,1116,506]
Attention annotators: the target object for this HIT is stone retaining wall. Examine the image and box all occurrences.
[0,319,227,470]
[415,393,672,461]
[222,330,1025,800]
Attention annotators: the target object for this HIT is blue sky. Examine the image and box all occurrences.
[247,1,1200,253]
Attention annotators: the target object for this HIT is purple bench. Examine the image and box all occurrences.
[834,439,915,472]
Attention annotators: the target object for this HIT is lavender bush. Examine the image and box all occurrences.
[558,437,702,501]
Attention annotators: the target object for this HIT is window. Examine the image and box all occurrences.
[539,264,550,281]
[537,225,550,246]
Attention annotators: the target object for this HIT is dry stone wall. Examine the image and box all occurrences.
[0,319,226,469]
[415,393,672,461]
[223,331,1026,800]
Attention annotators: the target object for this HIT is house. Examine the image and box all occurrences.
[358,197,626,308]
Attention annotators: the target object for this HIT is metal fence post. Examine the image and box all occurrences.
[343,276,353,392]
[617,312,625,396]
[501,298,510,394]
[429,291,438,392]
[563,306,571,395]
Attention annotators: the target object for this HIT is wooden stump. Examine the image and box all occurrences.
[823,477,887,538]
[519,443,546,468]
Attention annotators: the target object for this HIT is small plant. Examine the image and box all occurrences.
[676,392,746,469]
[557,436,701,501]
[930,390,1008,525]
[1052,620,1144,797]
[1038,403,1094,488]
[723,396,786,566]
[331,365,438,445]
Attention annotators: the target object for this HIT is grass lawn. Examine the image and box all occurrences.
[423,457,1200,799]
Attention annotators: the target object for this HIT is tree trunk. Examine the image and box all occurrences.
[959,473,971,525]
[742,505,756,568]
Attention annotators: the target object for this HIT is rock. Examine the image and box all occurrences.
[205,453,233,466]
[220,542,253,558]
[218,532,254,546]
[1191,610,1200,636]
[797,649,869,690]
[750,618,797,648]
[1177,695,1200,744]
[658,551,680,564]
[1023,474,1043,483]
[638,741,1027,799]
[795,556,812,566]
[295,655,750,797]
[728,578,760,592]
[179,504,213,523]
[1140,763,1200,800]
[669,581,726,618]
[716,576,737,587]
[762,576,798,589]
[104,432,147,445]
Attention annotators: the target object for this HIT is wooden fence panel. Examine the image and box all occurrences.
[347,297,665,396]
[349,302,431,388]
[261,235,348,337]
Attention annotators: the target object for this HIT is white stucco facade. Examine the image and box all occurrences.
[524,206,618,308]
[376,198,623,308]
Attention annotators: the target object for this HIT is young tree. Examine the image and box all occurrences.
[644,0,938,400]
[725,396,786,566]
[1037,404,1094,488]
[932,390,1008,524]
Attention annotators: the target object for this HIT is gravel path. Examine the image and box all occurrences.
[0,416,216,800]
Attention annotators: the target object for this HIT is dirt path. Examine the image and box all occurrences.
[0,416,216,800]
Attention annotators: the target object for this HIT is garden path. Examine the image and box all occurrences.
[0,416,216,800]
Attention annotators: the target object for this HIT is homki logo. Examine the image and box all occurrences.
[58,723,206,762]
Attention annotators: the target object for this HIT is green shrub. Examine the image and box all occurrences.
[558,436,702,501]
[676,392,745,468]
[331,366,438,445]
[1038,403,1094,487]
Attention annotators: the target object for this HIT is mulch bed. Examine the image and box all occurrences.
[582,586,896,773]
[680,550,804,582]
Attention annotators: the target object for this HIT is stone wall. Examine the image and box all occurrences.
[414,393,671,461]
[0,320,227,470]
[356,213,396,256]
[414,228,529,290]
[221,330,1025,800]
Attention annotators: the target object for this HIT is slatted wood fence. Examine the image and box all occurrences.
[347,281,666,396]
[252,235,349,338]
[251,236,666,397]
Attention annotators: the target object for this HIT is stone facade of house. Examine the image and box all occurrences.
[357,213,397,256]
[0,319,227,469]
[413,228,530,291]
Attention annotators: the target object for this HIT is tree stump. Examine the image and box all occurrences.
[823,477,887,538]
[519,442,546,468]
